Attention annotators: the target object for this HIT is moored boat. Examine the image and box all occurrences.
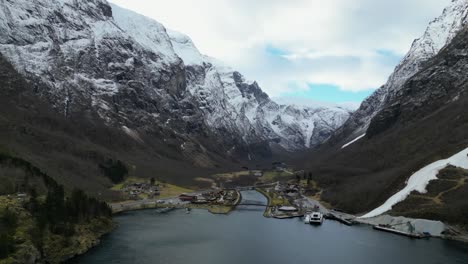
[309,212,324,225]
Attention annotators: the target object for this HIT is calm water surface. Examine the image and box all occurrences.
[72,191,468,264]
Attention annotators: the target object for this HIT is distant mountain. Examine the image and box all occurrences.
[164,27,351,151]
[112,4,351,153]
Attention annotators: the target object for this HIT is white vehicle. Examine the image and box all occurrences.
[309,212,324,225]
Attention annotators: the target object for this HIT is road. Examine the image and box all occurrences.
[296,195,330,214]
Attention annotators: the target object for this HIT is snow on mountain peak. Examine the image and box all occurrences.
[167,30,206,66]
[387,0,468,93]
[110,4,180,66]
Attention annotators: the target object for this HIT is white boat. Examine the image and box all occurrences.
[309,212,324,225]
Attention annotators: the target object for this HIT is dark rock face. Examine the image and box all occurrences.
[0,0,250,167]
[98,1,113,17]
[366,103,401,138]
[233,72,270,105]
[368,26,468,138]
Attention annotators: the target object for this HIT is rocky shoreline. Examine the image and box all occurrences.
[61,219,116,264]
[3,218,115,264]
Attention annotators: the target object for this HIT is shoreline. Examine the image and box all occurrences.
[304,197,468,244]
[64,220,117,263]
[111,189,468,244]
[111,189,242,215]
[74,189,467,263]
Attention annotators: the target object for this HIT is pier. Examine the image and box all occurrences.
[325,212,354,226]
[373,225,430,239]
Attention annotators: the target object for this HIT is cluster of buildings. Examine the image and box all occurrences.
[274,183,301,198]
[179,189,238,206]
[122,182,160,199]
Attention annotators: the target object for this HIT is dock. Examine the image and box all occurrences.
[373,225,430,239]
[325,213,354,226]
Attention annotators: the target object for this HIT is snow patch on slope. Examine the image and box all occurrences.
[341,134,366,149]
[361,147,468,218]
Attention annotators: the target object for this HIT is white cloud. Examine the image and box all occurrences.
[109,0,451,99]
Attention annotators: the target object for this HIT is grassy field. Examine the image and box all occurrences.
[214,171,250,180]
[259,171,294,183]
[256,188,291,207]
[159,183,193,198]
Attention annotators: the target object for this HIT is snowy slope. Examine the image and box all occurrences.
[362,147,468,218]
[0,0,224,167]
[336,0,468,140]
[167,29,205,66]
[0,0,350,165]
[111,4,179,64]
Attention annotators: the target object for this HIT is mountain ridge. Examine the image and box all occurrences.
[298,20,468,215]
[329,0,468,143]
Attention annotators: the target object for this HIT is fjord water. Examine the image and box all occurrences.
[72,191,468,264]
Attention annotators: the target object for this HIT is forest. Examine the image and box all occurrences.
[0,153,112,260]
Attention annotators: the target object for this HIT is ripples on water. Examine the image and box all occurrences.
[71,191,468,264]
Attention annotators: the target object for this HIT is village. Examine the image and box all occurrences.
[110,164,438,240]
[112,177,242,214]
[112,161,336,219]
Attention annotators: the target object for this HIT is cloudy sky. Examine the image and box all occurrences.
[109,0,450,105]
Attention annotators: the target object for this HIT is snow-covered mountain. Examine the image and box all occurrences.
[166,28,350,151]
[0,0,350,164]
[335,0,468,140]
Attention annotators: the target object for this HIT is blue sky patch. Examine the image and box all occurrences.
[265,44,288,56]
[280,83,374,103]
